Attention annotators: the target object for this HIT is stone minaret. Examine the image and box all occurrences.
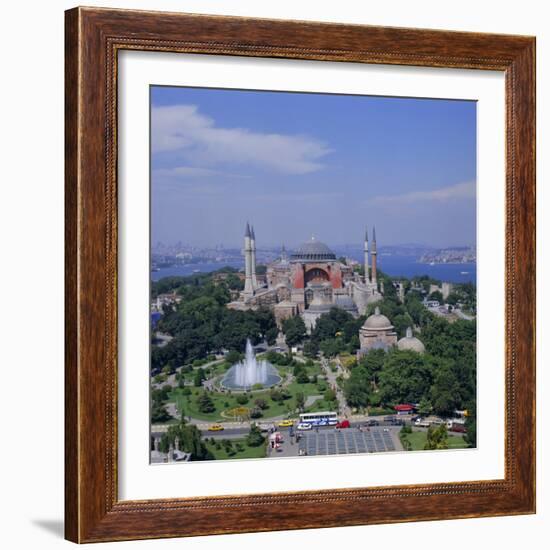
[364,227,370,284]
[398,282,405,303]
[371,225,378,287]
[250,225,258,289]
[243,222,254,296]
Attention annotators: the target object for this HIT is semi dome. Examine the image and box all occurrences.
[291,237,336,262]
[363,307,393,330]
[397,327,426,353]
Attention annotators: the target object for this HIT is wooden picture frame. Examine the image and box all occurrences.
[65,6,536,543]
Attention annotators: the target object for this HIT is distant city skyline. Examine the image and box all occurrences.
[151,86,476,248]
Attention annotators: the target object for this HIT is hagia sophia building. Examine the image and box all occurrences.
[227,223,424,356]
[228,222,382,323]
[228,223,424,356]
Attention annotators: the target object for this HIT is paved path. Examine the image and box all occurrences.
[455,308,475,321]
[320,358,351,418]
[304,394,323,408]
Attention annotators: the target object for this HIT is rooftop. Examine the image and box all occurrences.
[290,237,337,262]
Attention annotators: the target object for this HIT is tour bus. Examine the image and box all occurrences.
[299,411,338,427]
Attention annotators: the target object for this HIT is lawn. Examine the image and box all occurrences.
[205,438,266,460]
[305,398,338,413]
[157,361,330,423]
[402,429,469,451]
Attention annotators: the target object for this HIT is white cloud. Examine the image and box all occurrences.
[370,181,475,204]
[152,104,331,175]
[153,166,249,179]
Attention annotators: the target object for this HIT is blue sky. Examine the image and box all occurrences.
[151,86,476,248]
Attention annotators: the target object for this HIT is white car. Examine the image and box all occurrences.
[415,418,430,428]
[296,422,313,431]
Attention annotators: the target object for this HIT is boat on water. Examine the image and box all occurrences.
[192,269,201,273]
[460,271,469,275]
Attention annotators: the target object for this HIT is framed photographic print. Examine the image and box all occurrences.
[65,7,536,543]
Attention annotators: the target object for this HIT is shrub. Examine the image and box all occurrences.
[246,424,265,447]
[236,394,249,405]
[250,407,263,419]
[296,370,310,384]
[254,398,268,410]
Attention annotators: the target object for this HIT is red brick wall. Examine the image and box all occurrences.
[329,264,342,289]
[292,264,305,289]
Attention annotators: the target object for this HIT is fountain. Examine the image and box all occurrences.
[222,339,281,390]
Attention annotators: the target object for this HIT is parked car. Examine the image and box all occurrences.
[414,418,431,428]
[336,420,350,429]
[446,418,466,429]
[278,419,294,428]
[296,422,312,431]
[429,418,445,426]
[449,422,467,433]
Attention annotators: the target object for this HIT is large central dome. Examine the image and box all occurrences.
[290,237,337,262]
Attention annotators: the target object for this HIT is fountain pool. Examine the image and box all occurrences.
[222,339,281,390]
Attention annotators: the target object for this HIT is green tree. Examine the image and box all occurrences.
[303,339,320,358]
[463,405,477,448]
[250,407,263,419]
[246,424,265,447]
[320,338,345,357]
[151,402,171,423]
[236,393,249,405]
[196,391,215,413]
[225,350,243,365]
[446,292,460,306]
[312,308,357,343]
[418,397,432,416]
[296,370,310,384]
[428,290,444,303]
[404,294,430,326]
[159,421,212,460]
[358,349,386,385]
[270,388,291,403]
[265,327,279,346]
[344,365,371,409]
[193,368,206,387]
[282,316,307,347]
[424,424,449,450]
[378,350,435,406]
[254,398,268,410]
[295,391,305,412]
[392,313,415,338]
[430,362,464,417]
[323,388,337,403]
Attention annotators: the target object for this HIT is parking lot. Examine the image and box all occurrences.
[279,426,402,457]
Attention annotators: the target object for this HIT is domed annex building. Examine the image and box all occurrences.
[357,313,426,357]
[357,307,398,356]
[227,223,383,331]
[397,326,426,354]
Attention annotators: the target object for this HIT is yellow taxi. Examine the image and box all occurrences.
[278,419,294,428]
[208,424,224,431]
